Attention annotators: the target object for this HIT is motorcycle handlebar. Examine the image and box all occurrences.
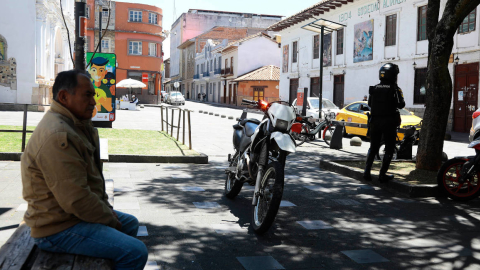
[242,99,257,105]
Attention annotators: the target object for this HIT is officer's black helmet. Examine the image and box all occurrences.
[379,63,400,83]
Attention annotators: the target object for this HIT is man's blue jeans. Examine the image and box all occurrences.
[34,211,148,270]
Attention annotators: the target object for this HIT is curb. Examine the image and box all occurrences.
[0,152,209,164]
[319,159,440,198]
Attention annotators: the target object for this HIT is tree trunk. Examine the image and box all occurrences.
[416,0,480,171]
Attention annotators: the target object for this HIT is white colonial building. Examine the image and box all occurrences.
[0,0,74,108]
[214,33,281,105]
[194,39,224,102]
[269,0,479,132]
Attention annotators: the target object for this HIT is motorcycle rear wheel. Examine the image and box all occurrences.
[437,158,480,201]
[251,161,284,234]
[224,153,244,199]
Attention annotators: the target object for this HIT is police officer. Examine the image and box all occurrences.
[364,63,405,182]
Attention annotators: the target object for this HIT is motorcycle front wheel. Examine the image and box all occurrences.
[224,153,244,199]
[251,161,284,234]
[437,158,480,201]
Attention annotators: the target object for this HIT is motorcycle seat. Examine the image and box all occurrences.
[240,118,261,126]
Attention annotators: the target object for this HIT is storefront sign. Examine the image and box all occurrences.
[358,2,380,16]
[383,0,406,8]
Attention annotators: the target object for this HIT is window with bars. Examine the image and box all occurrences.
[129,10,142,22]
[414,68,427,104]
[149,13,158,24]
[102,9,108,18]
[86,6,90,19]
[253,87,265,101]
[385,14,397,46]
[313,35,319,59]
[149,43,157,56]
[417,6,427,41]
[459,8,476,34]
[292,41,298,63]
[336,28,344,55]
[128,41,142,55]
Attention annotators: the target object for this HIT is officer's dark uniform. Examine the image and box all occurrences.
[364,63,405,182]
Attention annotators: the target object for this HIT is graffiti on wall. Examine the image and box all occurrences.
[354,19,374,63]
[323,33,332,67]
[86,52,116,122]
[0,36,17,90]
[282,44,289,73]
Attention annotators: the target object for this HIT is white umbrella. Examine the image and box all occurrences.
[116,78,146,98]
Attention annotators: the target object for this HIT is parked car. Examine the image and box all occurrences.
[292,97,340,123]
[469,108,480,142]
[335,101,423,140]
[166,91,185,106]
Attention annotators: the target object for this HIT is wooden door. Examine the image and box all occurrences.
[334,75,345,108]
[223,83,227,103]
[228,84,232,104]
[454,63,479,132]
[289,79,299,105]
[310,77,320,97]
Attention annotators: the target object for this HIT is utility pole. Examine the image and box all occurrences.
[74,0,87,71]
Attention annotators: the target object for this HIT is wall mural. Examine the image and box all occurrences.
[282,44,289,73]
[0,35,17,90]
[354,19,374,63]
[323,33,332,67]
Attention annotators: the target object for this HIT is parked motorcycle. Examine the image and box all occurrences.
[225,99,297,234]
[437,140,480,201]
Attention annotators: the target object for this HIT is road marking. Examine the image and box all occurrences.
[341,249,389,264]
[237,256,285,270]
[144,261,159,270]
[16,204,28,212]
[212,223,246,234]
[180,186,205,192]
[193,202,221,209]
[297,220,333,229]
[137,226,148,236]
[280,201,296,207]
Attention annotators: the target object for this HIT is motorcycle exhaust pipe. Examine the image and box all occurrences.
[252,165,264,206]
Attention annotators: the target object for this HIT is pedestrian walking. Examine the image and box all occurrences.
[363,63,405,183]
[363,95,368,101]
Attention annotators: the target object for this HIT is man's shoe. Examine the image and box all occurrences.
[379,174,394,183]
[363,170,372,181]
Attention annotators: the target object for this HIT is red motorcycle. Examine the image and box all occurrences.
[437,140,480,201]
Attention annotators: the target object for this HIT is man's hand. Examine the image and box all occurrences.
[112,210,122,231]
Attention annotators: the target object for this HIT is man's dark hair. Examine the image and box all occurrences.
[52,69,89,101]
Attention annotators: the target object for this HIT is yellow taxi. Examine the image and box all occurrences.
[335,101,422,140]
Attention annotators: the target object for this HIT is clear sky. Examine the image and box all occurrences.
[116,0,321,58]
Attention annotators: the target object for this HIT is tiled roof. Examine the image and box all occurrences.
[266,0,353,32]
[234,65,280,82]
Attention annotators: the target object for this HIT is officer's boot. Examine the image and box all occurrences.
[363,150,375,181]
[379,154,394,183]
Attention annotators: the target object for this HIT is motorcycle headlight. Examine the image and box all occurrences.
[275,119,289,132]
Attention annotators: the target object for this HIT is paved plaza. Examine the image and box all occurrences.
[1,101,480,269]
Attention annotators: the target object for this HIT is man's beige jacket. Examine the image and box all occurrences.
[21,101,118,238]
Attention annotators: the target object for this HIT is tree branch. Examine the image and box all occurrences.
[426,0,441,58]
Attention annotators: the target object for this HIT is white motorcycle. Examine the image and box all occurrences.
[225,99,298,234]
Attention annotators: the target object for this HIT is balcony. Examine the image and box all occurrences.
[203,72,209,77]
[214,68,221,75]
[193,74,199,80]
[222,68,231,76]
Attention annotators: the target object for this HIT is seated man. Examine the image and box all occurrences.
[21,70,148,270]
[130,94,139,104]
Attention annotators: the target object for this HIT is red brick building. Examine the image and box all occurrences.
[86,0,163,103]
[234,65,280,105]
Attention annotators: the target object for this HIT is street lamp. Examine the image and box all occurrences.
[302,19,345,120]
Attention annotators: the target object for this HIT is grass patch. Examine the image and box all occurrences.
[336,160,437,185]
[0,125,198,156]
